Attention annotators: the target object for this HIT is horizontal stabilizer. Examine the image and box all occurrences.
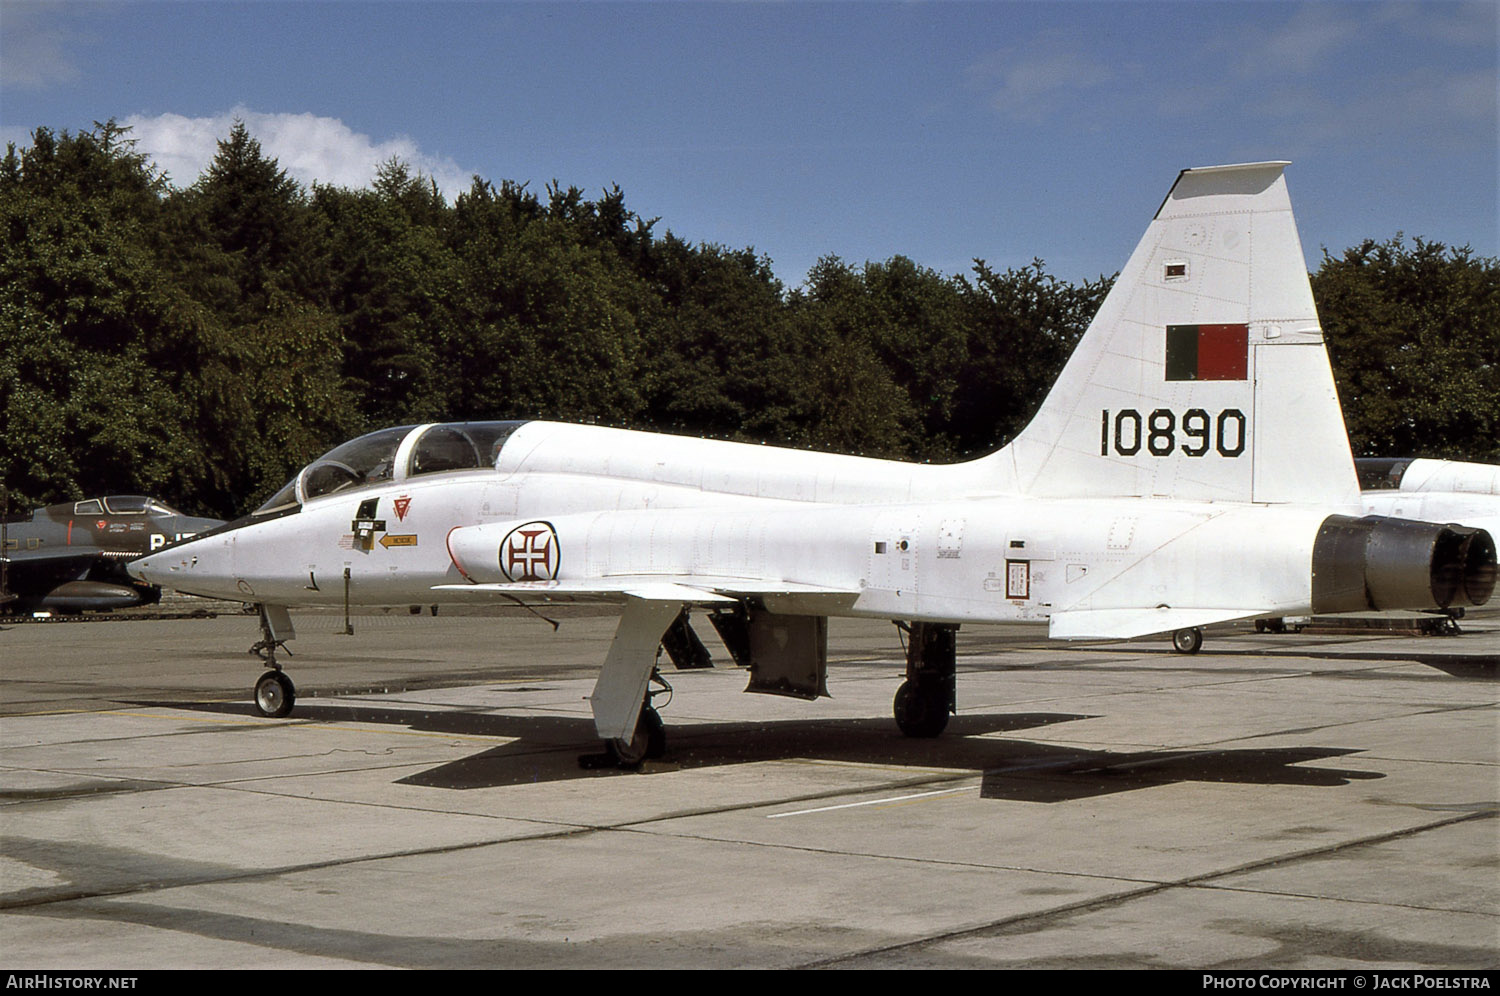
[1049,606,1263,640]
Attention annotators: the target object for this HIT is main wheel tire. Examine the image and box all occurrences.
[610,706,665,765]
[254,670,296,717]
[893,680,949,738]
[1171,627,1204,655]
[640,706,666,759]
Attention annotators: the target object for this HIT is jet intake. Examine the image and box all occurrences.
[1311,515,1496,614]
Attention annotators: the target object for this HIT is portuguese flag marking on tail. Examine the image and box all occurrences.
[1165,324,1249,381]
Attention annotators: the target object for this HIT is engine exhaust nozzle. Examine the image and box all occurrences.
[1311,515,1496,614]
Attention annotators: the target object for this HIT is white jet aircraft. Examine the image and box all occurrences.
[1359,457,1500,630]
[1358,458,1500,540]
[131,162,1497,766]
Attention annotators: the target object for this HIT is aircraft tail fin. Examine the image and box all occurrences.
[991,162,1360,507]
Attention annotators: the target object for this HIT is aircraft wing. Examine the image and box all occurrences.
[433,575,861,609]
[1,549,115,588]
[1049,606,1265,640]
[4,547,116,568]
[1,549,159,612]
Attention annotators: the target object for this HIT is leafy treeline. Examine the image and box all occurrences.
[2,121,1496,518]
[1313,238,1499,465]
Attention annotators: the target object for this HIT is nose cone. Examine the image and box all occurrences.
[128,530,232,594]
[131,514,233,586]
[128,549,170,585]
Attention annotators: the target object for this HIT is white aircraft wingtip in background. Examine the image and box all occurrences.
[131,163,1496,767]
[1357,457,1500,620]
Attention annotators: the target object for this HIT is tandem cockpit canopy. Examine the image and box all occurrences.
[255,421,530,514]
[72,496,183,516]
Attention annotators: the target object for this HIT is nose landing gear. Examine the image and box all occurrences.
[249,604,297,717]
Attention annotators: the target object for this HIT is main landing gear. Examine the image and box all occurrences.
[249,604,296,717]
[894,622,957,737]
[581,670,672,770]
[608,699,666,766]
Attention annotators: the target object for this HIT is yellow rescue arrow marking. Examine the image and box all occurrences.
[380,533,418,548]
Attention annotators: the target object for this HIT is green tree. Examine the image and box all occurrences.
[448,181,647,425]
[0,123,201,509]
[952,259,1112,456]
[783,256,921,457]
[854,256,970,459]
[314,159,460,423]
[172,121,319,318]
[200,309,358,513]
[153,123,360,514]
[1314,237,1500,462]
[635,237,802,443]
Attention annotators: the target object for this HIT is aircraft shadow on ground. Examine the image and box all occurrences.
[1229,647,1499,681]
[1051,645,1499,681]
[130,698,1386,801]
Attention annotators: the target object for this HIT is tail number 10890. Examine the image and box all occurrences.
[1101,408,1246,458]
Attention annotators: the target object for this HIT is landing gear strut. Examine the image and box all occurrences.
[894,622,956,737]
[661,609,713,669]
[249,604,296,717]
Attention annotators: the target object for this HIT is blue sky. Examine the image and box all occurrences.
[2,1,1494,287]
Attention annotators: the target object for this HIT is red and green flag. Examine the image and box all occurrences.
[1164,324,1248,381]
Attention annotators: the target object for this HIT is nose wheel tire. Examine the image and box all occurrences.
[254,670,296,717]
[1171,627,1204,655]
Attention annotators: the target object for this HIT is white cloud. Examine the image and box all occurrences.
[120,107,476,200]
[1375,0,1497,49]
[1215,4,1495,156]
[966,39,1115,123]
[0,2,85,89]
[1248,5,1364,76]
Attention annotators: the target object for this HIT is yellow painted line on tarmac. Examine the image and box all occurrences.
[50,707,515,745]
[96,709,261,725]
[787,758,960,777]
[294,723,509,745]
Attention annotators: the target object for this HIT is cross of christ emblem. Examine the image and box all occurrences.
[500,522,559,582]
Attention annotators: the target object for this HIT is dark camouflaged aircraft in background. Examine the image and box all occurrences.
[1,496,223,613]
